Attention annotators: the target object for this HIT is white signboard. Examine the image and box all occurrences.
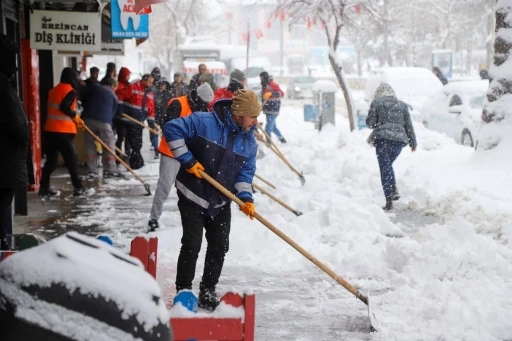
[30,10,101,51]
[100,12,124,55]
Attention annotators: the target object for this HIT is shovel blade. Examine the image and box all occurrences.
[144,183,152,196]
[299,174,306,186]
[367,291,380,332]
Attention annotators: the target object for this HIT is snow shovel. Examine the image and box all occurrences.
[198,169,379,331]
[254,174,277,189]
[114,146,128,158]
[252,183,302,216]
[256,124,306,186]
[83,124,152,196]
[121,114,161,136]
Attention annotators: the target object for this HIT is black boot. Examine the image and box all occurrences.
[0,238,9,250]
[73,186,86,196]
[279,137,287,143]
[383,197,393,211]
[148,219,159,232]
[391,184,400,201]
[38,188,59,197]
[198,285,220,311]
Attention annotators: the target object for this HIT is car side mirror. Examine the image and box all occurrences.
[448,105,463,114]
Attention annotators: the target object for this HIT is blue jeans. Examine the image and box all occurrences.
[375,139,403,198]
[265,114,284,140]
[148,120,159,151]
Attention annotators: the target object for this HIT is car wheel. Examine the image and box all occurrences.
[461,129,474,147]
[422,121,429,128]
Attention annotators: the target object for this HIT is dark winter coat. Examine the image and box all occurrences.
[0,73,28,188]
[154,80,173,124]
[262,80,284,115]
[163,99,257,217]
[189,73,201,92]
[170,81,189,99]
[366,96,417,148]
[433,67,448,85]
[81,84,118,124]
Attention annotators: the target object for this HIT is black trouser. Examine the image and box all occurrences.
[41,132,82,189]
[125,125,144,170]
[175,195,231,292]
[0,188,15,241]
[114,120,132,163]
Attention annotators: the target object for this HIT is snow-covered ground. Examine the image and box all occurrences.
[63,98,512,340]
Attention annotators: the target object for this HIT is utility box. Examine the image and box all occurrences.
[312,80,337,131]
[303,104,319,122]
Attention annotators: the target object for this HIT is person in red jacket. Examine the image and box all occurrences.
[118,74,155,169]
[208,69,246,111]
[261,72,286,143]
[114,67,132,163]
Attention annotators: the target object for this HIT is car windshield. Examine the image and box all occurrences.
[246,67,264,78]
[293,76,315,84]
[469,95,485,109]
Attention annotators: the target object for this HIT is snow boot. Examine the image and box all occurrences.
[154,151,159,160]
[279,137,287,143]
[73,186,86,197]
[103,171,127,179]
[147,219,159,232]
[391,184,400,201]
[38,188,59,197]
[383,197,393,211]
[88,172,99,179]
[198,285,220,311]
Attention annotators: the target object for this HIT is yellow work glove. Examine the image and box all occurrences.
[263,92,272,101]
[186,161,205,179]
[72,115,84,129]
[239,202,255,220]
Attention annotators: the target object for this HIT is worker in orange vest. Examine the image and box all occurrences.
[39,67,86,197]
[147,83,214,232]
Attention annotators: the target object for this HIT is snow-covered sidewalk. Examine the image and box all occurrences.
[60,100,512,340]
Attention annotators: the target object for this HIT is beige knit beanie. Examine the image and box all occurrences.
[231,89,261,117]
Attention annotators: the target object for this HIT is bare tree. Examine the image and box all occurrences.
[478,0,511,150]
[279,0,368,132]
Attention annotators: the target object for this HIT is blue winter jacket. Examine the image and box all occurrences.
[163,99,257,217]
[81,84,118,124]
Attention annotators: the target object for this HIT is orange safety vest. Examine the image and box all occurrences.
[158,96,193,157]
[45,83,77,134]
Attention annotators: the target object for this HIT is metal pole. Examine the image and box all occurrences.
[246,22,250,72]
[280,14,284,76]
[383,0,389,66]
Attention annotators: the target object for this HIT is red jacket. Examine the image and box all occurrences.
[208,87,235,111]
[118,80,155,121]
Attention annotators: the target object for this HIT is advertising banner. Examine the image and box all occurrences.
[111,0,149,39]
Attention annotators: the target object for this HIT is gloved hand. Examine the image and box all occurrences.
[186,161,205,179]
[239,202,255,220]
[254,132,265,142]
[72,115,84,129]
[263,92,272,101]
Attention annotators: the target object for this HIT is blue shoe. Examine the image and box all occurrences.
[173,290,198,313]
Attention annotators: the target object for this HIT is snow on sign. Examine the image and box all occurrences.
[30,10,101,51]
[111,0,150,39]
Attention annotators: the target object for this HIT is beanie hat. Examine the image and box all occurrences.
[197,82,214,103]
[231,89,261,117]
[230,69,246,83]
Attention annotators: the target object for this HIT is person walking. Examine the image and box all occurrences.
[189,63,207,92]
[366,83,417,211]
[152,77,173,159]
[163,89,260,310]
[148,83,214,232]
[432,66,448,85]
[81,77,120,178]
[0,34,29,250]
[118,74,155,170]
[208,69,246,111]
[260,71,286,143]
[39,67,86,197]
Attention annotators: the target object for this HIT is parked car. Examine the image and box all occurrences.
[287,76,316,99]
[356,67,444,122]
[421,80,488,147]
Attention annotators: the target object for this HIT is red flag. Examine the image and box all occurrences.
[274,9,279,19]
[266,18,272,29]
[134,0,165,14]
[226,12,233,19]
[355,4,362,14]
[307,17,312,29]
[280,9,286,21]
[313,17,317,26]
[242,33,248,42]
[256,28,264,39]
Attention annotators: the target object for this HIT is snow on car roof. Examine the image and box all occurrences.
[0,232,169,335]
[443,80,489,94]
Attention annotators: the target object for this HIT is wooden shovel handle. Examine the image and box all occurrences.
[254,174,276,189]
[198,169,368,305]
[252,183,300,216]
[121,114,161,136]
[83,124,147,186]
[256,124,304,179]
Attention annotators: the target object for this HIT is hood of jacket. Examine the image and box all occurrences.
[60,67,79,89]
[118,67,131,84]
